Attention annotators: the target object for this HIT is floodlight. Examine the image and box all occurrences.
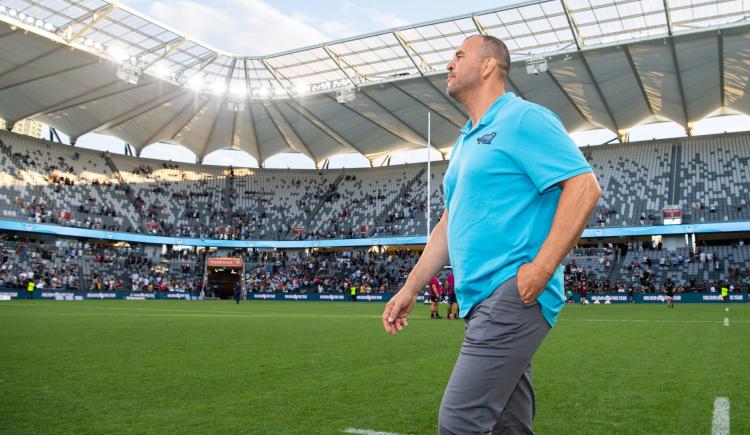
[116,64,141,85]
[525,58,548,75]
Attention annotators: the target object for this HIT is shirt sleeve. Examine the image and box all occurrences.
[511,105,592,193]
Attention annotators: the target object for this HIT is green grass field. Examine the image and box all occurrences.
[1,300,747,434]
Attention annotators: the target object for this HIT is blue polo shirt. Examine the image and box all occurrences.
[443,92,592,326]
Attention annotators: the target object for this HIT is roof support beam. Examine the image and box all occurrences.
[390,83,464,129]
[393,30,430,75]
[78,88,186,137]
[358,89,429,144]
[471,14,488,36]
[663,0,690,129]
[560,0,584,50]
[32,80,157,116]
[139,94,201,148]
[0,45,66,79]
[197,99,226,160]
[0,60,100,93]
[324,93,418,148]
[322,45,359,88]
[718,29,725,107]
[546,70,592,124]
[243,60,263,163]
[623,45,654,116]
[168,97,212,151]
[260,58,292,97]
[283,100,363,155]
[260,103,312,160]
[230,107,239,150]
[247,104,263,164]
[139,36,187,70]
[578,52,621,138]
[63,4,116,42]
[12,78,121,120]
[267,104,317,162]
[177,52,218,80]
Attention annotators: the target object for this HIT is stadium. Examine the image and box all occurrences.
[0,0,748,433]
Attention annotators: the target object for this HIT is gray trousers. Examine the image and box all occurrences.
[438,277,550,435]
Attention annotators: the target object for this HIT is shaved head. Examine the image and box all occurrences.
[446,34,510,106]
[474,35,511,82]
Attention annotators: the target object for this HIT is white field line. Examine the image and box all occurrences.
[711,397,730,435]
[2,303,749,324]
[724,317,729,326]
[343,428,401,435]
[558,318,748,324]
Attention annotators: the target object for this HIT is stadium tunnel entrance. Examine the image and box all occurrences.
[205,257,244,299]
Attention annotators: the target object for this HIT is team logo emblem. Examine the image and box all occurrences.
[477,132,496,144]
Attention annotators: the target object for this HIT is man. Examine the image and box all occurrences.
[233,281,242,304]
[429,275,443,319]
[580,281,588,305]
[444,271,457,319]
[720,283,729,304]
[664,278,675,309]
[26,279,35,300]
[381,34,601,434]
[350,283,357,302]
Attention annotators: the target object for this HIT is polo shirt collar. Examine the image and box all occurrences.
[459,92,516,135]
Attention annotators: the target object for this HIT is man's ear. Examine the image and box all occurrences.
[481,57,497,79]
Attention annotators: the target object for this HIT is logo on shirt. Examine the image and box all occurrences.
[477,132,496,144]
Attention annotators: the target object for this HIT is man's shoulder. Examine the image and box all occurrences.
[494,97,561,130]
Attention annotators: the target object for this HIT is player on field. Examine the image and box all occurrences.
[444,272,457,319]
[429,275,443,319]
[663,278,675,308]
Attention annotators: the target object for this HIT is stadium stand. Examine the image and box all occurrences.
[2,230,748,295]
[2,130,750,239]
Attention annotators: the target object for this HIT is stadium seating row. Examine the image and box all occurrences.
[1,130,750,239]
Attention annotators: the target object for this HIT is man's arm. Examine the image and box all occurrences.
[382,210,450,335]
[517,172,601,304]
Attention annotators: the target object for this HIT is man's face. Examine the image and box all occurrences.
[446,36,484,99]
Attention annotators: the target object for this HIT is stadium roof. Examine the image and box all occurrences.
[0,0,749,166]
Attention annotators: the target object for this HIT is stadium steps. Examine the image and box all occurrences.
[295,175,345,237]
[78,255,92,291]
[222,169,234,223]
[668,144,683,206]
[104,155,158,234]
[607,250,625,283]
[367,168,426,237]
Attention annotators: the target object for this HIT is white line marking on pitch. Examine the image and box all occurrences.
[711,397,730,435]
[343,428,401,435]
[724,318,729,327]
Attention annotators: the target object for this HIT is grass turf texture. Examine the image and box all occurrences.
[0,300,747,434]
